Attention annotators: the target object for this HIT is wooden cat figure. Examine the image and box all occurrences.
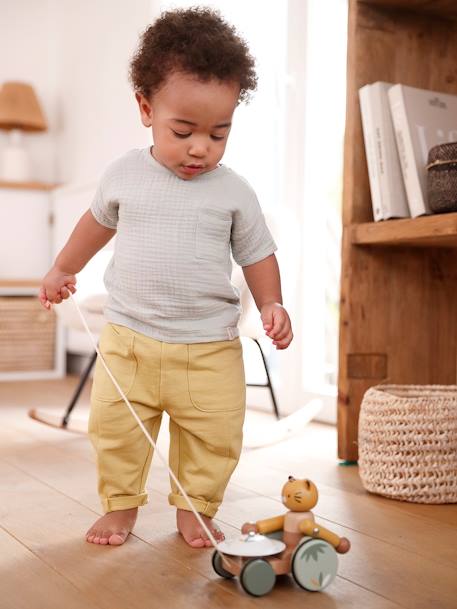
[242,476,350,554]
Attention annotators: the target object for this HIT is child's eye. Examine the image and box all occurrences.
[172,130,191,138]
[211,135,225,141]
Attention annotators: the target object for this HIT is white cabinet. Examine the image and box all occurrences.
[0,184,53,281]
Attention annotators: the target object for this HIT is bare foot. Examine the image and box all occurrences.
[176,508,225,548]
[86,507,138,546]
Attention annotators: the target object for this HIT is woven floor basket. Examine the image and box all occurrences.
[358,385,457,504]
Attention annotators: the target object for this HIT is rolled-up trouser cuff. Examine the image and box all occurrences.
[103,491,149,513]
[168,493,219,518]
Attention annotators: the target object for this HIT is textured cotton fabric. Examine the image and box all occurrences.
[90,147,277,343]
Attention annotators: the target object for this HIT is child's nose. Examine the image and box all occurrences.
[188,138,208,158]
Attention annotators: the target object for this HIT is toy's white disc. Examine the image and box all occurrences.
[217,533,286,557]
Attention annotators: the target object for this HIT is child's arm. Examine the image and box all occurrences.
[241,514,286,535]
[39,209,116,309]
[299,519,351,554]
[242,254,293,350]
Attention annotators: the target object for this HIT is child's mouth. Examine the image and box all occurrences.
[182,164,204,175]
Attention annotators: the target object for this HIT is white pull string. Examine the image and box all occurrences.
[68,292,225,554]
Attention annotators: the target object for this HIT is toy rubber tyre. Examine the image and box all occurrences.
[240,558,276,597]
[291,537,338,592]
[211,551,235,579]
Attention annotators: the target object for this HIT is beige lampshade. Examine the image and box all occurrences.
[0,81,47,132]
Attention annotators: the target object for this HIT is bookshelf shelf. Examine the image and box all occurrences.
[362,0,457,19]
[351,214,457,247]
[338,0,457,461]
[0,180,57,191]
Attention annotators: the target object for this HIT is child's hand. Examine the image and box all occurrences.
[241,522,259,534]
[39,265,77,310]
[260,303,293,350]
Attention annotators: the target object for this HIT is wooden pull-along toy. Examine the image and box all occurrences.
[213,476,350,596]
[32,294,351,597]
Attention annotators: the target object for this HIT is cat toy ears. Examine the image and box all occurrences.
[288,475,312,490]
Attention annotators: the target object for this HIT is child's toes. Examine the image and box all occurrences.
[86,527,103,543]
[108,532,128,545]
[86,527,96,541]
[188,536,206,548]
[99,530,112,544]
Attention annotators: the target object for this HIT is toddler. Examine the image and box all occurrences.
[40,6,293,548]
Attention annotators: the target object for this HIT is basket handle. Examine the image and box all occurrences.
[426,158,457,171]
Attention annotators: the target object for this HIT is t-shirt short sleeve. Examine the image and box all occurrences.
[90,167,119,229]
[231,181,277,267]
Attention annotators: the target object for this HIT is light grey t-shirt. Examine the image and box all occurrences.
[90,147,277,343]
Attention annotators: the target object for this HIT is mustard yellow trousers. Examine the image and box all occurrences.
[88,323,246,517]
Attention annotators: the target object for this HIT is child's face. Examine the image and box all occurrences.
[136,72,240,180]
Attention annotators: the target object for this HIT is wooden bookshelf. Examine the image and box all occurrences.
[338,0,457,460]
[352,214,457,247]
[362,0,457,19]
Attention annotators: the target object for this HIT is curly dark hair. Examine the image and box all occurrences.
[129,6,257,103]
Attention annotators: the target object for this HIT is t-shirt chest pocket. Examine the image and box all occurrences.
[195,208,232,262]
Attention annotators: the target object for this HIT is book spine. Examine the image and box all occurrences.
[388,87,428,217]
[374,84,410,219]
[359,86,384,221]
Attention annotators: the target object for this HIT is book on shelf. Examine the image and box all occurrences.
[359,82,409,222]
[388,84,457,218]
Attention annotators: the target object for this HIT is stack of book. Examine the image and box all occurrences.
[359,82,457,220]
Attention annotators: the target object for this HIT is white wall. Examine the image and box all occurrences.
[1,0,154,185]
[0,0,58,182]
[53,0,152,184]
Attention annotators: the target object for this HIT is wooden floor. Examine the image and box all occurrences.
[1,377,456,609]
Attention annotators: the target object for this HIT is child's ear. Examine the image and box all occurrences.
[135,92,153,127]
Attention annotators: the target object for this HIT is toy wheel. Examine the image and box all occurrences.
[240,558,276,597]
[291,537,338,592]
[211,551,234,579]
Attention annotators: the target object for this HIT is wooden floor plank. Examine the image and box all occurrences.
[0,459,258,609]
[1,389,456,608]
[0,415,404,608]
[0,455,403,609]
[2,426,456,608]
[2,421,456,574]
[0,526,102,609]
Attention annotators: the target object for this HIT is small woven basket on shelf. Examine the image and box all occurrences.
[358,385,457,504]
[427,142,457,213]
